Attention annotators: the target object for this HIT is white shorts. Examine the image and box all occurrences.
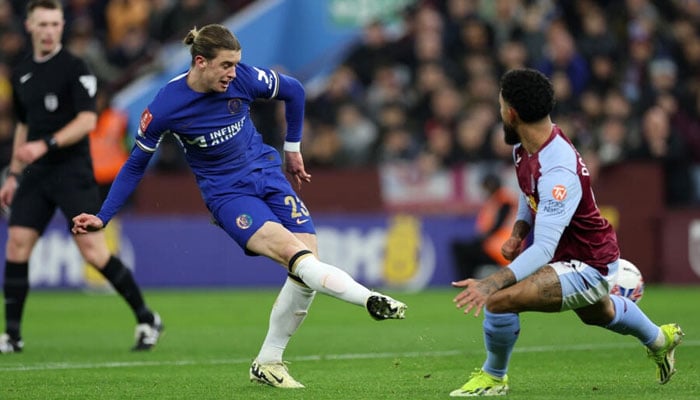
[550,259,619,311]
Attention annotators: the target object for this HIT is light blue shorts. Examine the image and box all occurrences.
[550,259,619,311]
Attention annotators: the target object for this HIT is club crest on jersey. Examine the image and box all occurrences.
[236,214,253,229]
[44,93,58,112]
[552,185,567,201]
[227,98,242,114]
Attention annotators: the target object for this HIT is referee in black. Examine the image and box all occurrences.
[0,0,162,353]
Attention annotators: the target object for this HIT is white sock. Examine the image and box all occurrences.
[256,277,315,364]
[293,255,371,306]
[649,327,667,351]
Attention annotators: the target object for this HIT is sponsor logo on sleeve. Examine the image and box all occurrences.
[542,199,566,216]
[139,109,153,134]
[552,184,567,201]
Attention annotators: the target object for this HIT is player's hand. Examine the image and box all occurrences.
[501,236,523,261]
[71,213,104,234]
[284,151,312,189]
[15,140,49,164]
[0,177,17,209]
[452,278,491,317]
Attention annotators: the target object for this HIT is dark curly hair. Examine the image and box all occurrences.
[500,69,555,123]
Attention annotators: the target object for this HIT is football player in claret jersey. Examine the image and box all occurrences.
[448,69,683,397]
[0,0,161,354]
[72,24,407,389]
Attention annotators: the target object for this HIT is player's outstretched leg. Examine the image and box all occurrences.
[647,323,684,384]
[605,295,684,384]
[450,369,509,397]
[290,251,407,320]
[366,292,407,320]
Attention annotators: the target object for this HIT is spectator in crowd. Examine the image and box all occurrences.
[66,17,123,89]
[630,106,694,206]
[157,0,225,42]
[365,64,410,118]
[335,101,379,167]
[536,20,590,97]
[2,0,697,205]
[376,125,421,165]
[453,114,492,164]
[105,0,151,48]
[596,117,630,167]
[344,20,393,87]
[576,4,618,62]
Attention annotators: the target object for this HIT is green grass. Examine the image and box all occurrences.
[1,286,698,399]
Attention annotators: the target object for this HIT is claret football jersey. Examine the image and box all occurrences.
[514,125,619,274]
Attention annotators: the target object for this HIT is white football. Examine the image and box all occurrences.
[610,258,644,303]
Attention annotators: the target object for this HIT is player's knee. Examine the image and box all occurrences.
[5,242,32,261]
[78,246,110,268]
[484,291,519,314]
[576,299,616,326]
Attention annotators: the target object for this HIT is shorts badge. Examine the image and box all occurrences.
[236,214,252,229]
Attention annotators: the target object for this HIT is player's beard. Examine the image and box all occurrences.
[503,121,521,145]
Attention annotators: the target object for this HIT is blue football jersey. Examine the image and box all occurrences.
[136,63,282,210]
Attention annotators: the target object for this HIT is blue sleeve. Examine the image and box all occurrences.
[275,72,305,143]
[96,146,153,225]
[507,167,582,281]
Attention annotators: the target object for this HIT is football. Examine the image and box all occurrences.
[610,258,644,303]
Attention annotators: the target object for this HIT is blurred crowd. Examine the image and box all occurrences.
[296,0,700,207]
[1,0,699,207]
[0,0,254,172]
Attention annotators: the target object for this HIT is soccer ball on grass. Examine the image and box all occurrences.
[610,258,644,303]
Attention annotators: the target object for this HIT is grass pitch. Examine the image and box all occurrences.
[0,286,698,399]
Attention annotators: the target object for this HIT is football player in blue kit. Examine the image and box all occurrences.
[72,23,407,388]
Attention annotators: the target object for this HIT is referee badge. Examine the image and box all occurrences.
[44,93,58,112]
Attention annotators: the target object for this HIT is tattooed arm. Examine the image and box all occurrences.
[501,220,531,261]
[452,267,517,317]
